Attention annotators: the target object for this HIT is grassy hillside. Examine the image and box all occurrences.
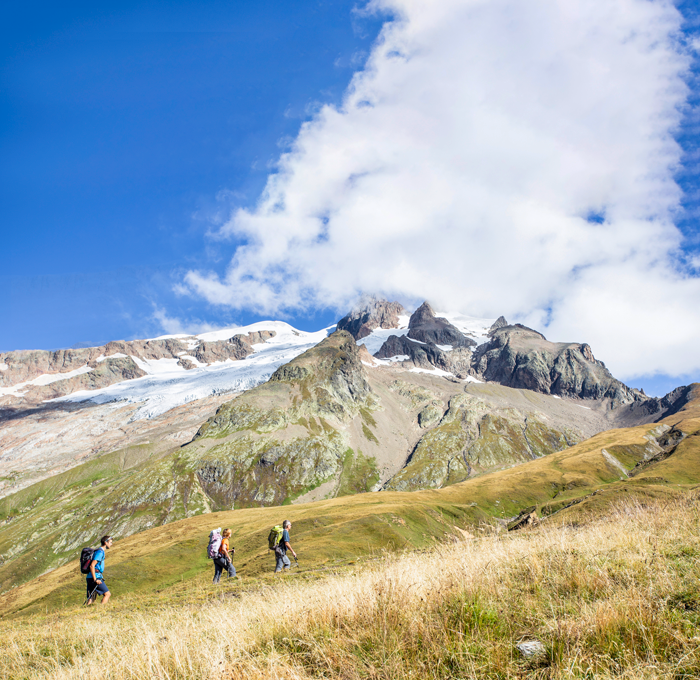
[0,334,601,597]
[2,384,698,619]
[1,490,699,679]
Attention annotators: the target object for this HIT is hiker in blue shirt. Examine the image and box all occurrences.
[87,535,113,605]
[274,520,297,573]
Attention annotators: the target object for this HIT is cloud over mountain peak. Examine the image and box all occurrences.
[182,0,698,378]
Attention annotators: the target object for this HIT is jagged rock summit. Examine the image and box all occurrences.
[472,324,640,403]
[368,299,644,406]
[407,302,476,348]
[336,296,405,339]
[488,316,509,334]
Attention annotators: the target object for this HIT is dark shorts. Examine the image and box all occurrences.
[86,578,109,598]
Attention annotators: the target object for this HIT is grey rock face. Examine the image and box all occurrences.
[624,384,693,422]
[375,334,450,369]
[488,316,509,334]
[407,302,475,348]
[0,331,276,403]
[336,296,405,340]
[472,324,639,403]
[374,334,474,379]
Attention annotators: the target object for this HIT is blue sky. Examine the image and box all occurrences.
[2,0,699,397]
[1,1,382,349]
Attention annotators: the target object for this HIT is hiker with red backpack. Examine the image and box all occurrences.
[82,535,113,605]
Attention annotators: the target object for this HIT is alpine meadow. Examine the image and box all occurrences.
[3,1,700,679]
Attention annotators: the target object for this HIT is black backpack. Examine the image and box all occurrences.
[80,547,95,574]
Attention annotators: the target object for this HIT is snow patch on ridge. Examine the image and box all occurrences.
[409,366,455,377]
[53,322,331,420]
[355,311,495,357]
[96,353,128,362]
[436,311,496,345]
[0,365,94,396]
[357,328,410,355]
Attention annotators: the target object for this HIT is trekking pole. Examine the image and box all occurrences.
[292,556,299,570]
[83,585,99,606]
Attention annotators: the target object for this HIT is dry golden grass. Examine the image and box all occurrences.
[2,493,699,680]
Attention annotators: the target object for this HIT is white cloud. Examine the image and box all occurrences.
[152,307,219,336]
[182,0,698,379]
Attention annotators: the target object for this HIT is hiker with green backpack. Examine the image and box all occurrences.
[269,520,297,573]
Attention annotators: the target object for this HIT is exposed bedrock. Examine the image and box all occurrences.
[185,330,377,507]
[407,301,476,348]
[375,313,653,406]
[472,324,641,404]
[336,296,405,340]
[0,331,276,402]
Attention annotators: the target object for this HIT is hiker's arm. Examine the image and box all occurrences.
[285,541,296,558]
[221,545,230,560]
[89,560,101,582]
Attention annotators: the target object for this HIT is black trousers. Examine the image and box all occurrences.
[213,556,236,583]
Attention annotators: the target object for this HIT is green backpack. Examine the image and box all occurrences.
[268,525,284,551]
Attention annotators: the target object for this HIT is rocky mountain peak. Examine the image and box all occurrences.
[407,301,475,348]
[488,324,547,346]
[472,324,637,403]
[407,301,437,326]
[488,316,509,334]
[270,330,371,406]
[336,296,405,340]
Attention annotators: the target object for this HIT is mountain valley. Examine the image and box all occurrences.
[0,297,697,609]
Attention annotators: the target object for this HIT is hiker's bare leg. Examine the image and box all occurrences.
[101,591,111,604]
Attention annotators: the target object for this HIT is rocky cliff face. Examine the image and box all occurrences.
[0,330,276,404]
[471,324,641,404]
[386,392,577,491]
[407,302,475,348]
[373,303,646,406]
[336,297,405,339]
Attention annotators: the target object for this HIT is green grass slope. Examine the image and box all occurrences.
[0,333,591,598]
[3,385,698,618]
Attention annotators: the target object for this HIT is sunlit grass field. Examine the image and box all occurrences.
[2,491,699,679]
[2,390,698,678]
